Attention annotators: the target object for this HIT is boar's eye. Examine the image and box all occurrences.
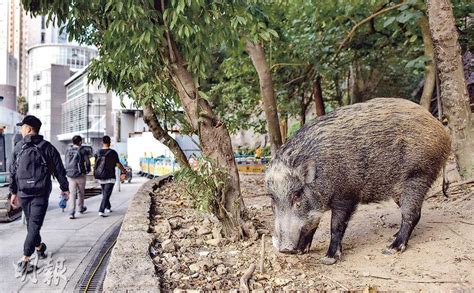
[291,190,303,207]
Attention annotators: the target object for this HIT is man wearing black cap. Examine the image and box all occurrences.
[9,115,70,274]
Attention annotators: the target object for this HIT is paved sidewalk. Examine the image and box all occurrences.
[0,176,148,292]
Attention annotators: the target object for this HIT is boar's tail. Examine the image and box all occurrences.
[442,166,449,198]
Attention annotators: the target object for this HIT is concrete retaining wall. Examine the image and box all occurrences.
[103,177,165,292]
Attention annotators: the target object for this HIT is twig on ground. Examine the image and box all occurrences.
[320,274,349,291]
[167,215,185,220]
[460,221,474,226]
[426,179,474,198]
[427,220,474,226]
[259,234,265,273]
[245,193,270,198]
[240,264,256,293]
[362,273,460,284]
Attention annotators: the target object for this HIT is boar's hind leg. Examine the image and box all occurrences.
[384,179,426,255]
[320,198,358,265]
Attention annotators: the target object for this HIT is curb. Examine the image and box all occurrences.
[103,176,171,292]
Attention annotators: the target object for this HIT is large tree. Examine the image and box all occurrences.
[22,0,244,237]
[426,0,474,178]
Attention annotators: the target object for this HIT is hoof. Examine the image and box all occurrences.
[382,244,406,255]
[320,256,337,265]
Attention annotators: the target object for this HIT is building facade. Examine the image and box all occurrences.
[59,66,146,155]
[27,44,97,151]
[0,0,18,109]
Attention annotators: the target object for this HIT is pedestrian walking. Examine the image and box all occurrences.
[93,136,125,217]
[9,115,70,274]
[65,135,91,219]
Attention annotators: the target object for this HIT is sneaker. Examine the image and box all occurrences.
[69,213,75,219]
[105,208,112,213]
[36,243,47,259]
[99,212,108,217]
[16,260,34,274]
[79,206,87,214]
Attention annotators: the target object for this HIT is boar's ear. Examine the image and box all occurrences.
[297,160,317,184]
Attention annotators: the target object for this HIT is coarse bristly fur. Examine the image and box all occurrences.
[266,98,451,261]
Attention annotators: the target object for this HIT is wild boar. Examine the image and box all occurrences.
[265,98,451,265]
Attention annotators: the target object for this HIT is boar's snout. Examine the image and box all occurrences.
[272,234,298,254]
[273,217,319,254]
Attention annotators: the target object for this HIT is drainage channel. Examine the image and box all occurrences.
[75,223,122,293]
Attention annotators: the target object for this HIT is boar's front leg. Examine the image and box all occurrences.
[320,198,358,265]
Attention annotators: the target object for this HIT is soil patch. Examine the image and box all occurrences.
[149,173,474,291]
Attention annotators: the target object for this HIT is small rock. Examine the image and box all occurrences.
[206,239,221,246]
[166,256,178,265]
[197,226,212,235]
[172,263,182,271]
[191,273,199,278]
[161,239,176,253]
[273,277,290,286]
[196,239,204,246]
[179,239,192,248]
[214,280,222,289]
[189,263,200,272]
[162,252,173,259]
[197,251,210,257]
[216,264,227,276]
[212,227,222,240]
[228,250,239,256]
[165,269,174,278]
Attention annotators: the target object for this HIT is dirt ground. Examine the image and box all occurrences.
[149,173,474,291]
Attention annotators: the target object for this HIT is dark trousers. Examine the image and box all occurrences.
[20,196,49,257]
[99,183,114,213]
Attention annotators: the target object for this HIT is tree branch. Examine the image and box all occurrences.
[333,1,406,60]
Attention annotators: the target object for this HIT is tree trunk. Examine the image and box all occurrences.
[313,75,325,116]
[300,97,307,127]
[280,114,288,143]
[334,75,343,107]
[349,63,364,104]
[142,103,190,169]
[427,0,474,178]
[170,46,243,238]
[419,15,436,110]
[245,41,282,157]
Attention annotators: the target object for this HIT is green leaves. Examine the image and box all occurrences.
[175,157,229,214]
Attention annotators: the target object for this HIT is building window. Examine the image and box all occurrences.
[34,90,41,96]
[33,103,40,109]
[41,32,45,43]
[34,74,41,81]
[41,16,46,29]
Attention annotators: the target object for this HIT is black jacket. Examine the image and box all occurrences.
[9,135,69,197]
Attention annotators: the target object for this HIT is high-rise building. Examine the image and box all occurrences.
[27,44,97,151]
[0,0,18,111]
[1,0,76,99]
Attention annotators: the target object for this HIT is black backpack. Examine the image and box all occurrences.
[15,141,51,195]
[94,150,111,180]
[65,146,83,178]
